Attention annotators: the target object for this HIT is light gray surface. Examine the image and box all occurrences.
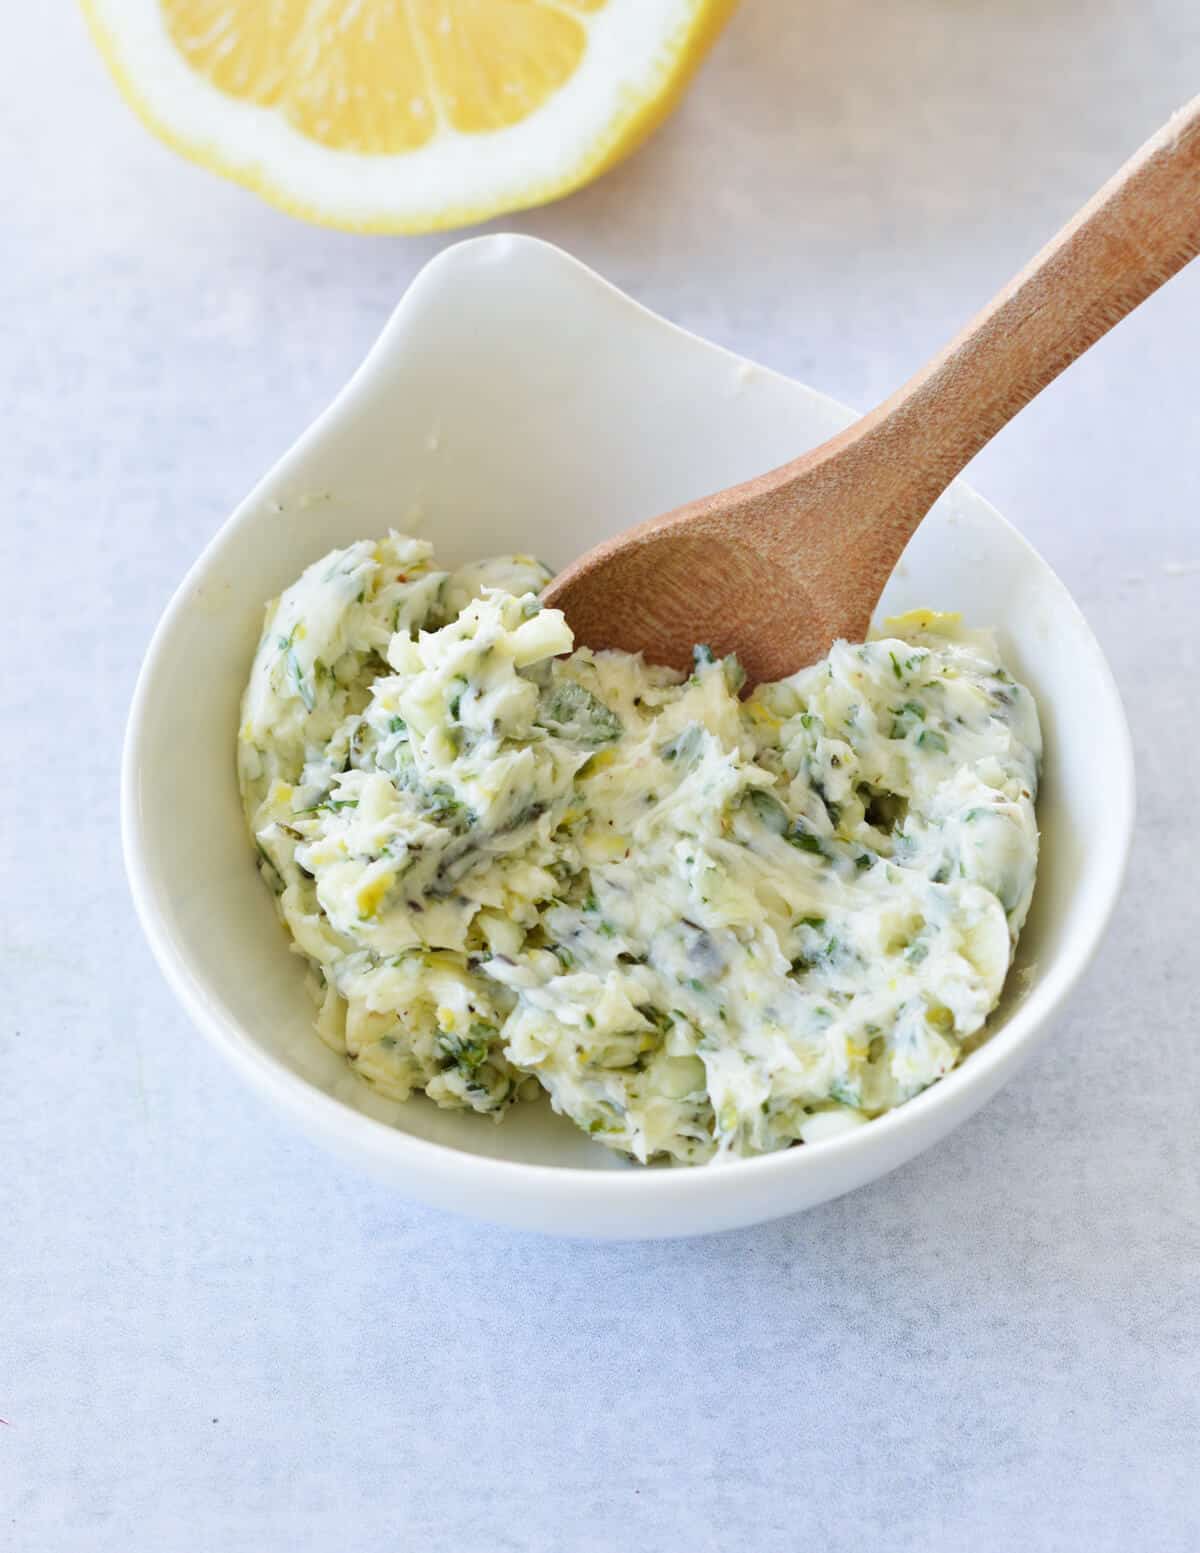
[3,4,1199,1548]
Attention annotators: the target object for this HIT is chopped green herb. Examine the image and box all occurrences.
[539,680,623,746]
[786,822,824,856]
[287,649,315,712]
[659,724,704,766]
[746,788,789,834]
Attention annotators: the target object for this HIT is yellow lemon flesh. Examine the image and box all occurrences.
[82,0,737,232]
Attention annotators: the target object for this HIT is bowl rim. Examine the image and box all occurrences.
[121,233,1136,1203]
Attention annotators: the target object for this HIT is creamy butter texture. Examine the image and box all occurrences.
[238,534,1041,1164]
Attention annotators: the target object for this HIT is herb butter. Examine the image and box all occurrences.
[238,533,1041,1164]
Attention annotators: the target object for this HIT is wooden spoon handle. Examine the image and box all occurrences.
[792,93,1200,562]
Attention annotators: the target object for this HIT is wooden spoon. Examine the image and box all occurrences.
[544,98,1200,685]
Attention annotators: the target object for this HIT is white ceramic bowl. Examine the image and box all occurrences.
[122,235,1134,1239]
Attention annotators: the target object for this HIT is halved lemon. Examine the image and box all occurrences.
[81,0,737,233]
